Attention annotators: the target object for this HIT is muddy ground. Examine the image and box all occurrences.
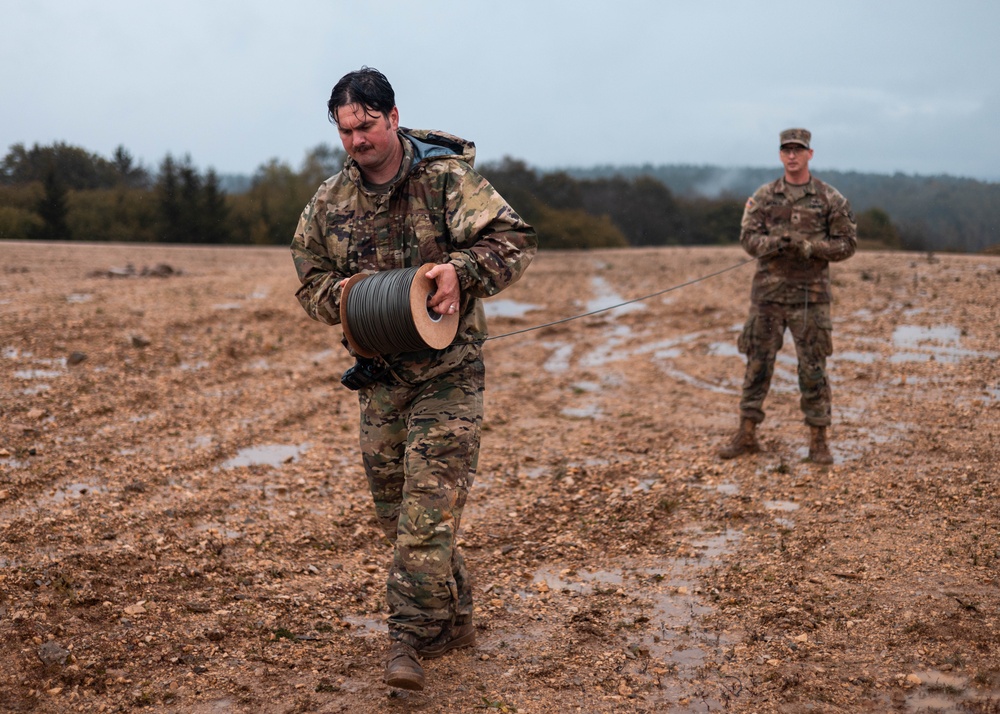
[1,241,999,714]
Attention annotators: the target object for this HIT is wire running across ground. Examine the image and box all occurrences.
[473,252,764,345]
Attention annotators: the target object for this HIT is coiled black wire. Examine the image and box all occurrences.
[344,267,440,355]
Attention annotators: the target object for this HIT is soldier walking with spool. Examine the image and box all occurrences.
[290,67,536,691]
[718,128,857,464]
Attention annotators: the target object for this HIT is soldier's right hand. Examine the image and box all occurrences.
[772,234,793,254]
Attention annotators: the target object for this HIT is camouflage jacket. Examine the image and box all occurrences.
[740,175,857,304]
[290,128,537,381]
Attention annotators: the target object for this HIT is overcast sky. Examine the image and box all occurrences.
[3,0,998,181]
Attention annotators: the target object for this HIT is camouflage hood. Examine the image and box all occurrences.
[402,128,477,169]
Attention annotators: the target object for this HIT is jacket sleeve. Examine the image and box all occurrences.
[739,188,787,257]
[290,190,345,326]
[442,163,537,298]
[810,191,858,263]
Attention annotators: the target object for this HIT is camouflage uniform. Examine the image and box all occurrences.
[736,176,857,426]
[291,128,536,647]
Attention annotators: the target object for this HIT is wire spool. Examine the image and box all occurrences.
[339,264,459,358]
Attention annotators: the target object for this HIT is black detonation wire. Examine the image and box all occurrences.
[470,250,773,345]
[345,266,430,354]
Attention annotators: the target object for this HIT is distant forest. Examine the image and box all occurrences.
[567,164,1000,254]
[2,141,998,253]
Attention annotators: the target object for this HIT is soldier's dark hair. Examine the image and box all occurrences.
[328,67,395,126]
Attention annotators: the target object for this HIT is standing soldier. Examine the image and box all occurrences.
[718,128,857,464]
[290,67,536,690]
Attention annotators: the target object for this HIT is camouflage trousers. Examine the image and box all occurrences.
[736,301,833,427]
[358,355,484,647]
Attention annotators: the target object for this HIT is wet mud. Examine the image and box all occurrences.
[1,242,999,712]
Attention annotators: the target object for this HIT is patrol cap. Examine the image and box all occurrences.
[780,128,811,149]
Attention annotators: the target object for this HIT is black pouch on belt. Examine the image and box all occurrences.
[340,357,390,391]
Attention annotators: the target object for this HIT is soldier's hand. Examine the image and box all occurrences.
[425,262,461,315]
[794,236,813,259]
[773,234,793,254]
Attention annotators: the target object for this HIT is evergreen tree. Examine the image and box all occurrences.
[111,145,150,188]
[178,156,203,242]
[201,169,232,243]
[33,166,71,240]
[157,154,182,242]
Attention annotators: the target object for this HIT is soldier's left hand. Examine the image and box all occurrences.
[793,236,813,259]
[425,262,461,315]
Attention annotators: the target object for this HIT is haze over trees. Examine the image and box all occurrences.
[2,141,997,253]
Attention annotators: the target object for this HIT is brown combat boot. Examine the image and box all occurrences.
[384,641,424,691]
[418,620,476,659]
[717,418,760,459]
[808,426,834,465]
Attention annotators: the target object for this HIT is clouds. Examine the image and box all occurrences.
[1,0,997,180]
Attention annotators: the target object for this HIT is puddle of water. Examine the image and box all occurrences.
[41,482,109,504]
[900,669,1000,713]
[192,522,243,540]
[510,527,741,710]
[655,347,683,360]
[586,276,646,315]
[571,381,601,393]
[66,293,92,303]
[14,369,63,380]
[893,325,961,347]
[689,528,742,559]
[212,303,242,311]
[578,324,635,368]
[19,384,51,395]
[916,670,966,690]
[835,351,879,364]
[707,342,741,358]
[561,404,602,419]
[713,482,740,496]
[528,567,629,595]
[657,365,740,395]
[542,341,574,373]
[763,500,800,512]
[483,298,542,319]
[888,324,997,364]
[342,615,385,638]
[891,352,940,364]
[221,443,308,469]
[180,360,210,372]
[188,435,214,449]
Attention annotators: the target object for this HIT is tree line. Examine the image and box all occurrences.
[1,141,915,251]
[571,164,1000,253]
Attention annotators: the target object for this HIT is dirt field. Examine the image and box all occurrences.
[2,240,999,713]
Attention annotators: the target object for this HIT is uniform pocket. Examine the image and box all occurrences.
[737,315,756,355]
[812,309,833,357]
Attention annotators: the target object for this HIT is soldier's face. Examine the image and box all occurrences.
[334,103,400,173]
[780,144,813,176]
